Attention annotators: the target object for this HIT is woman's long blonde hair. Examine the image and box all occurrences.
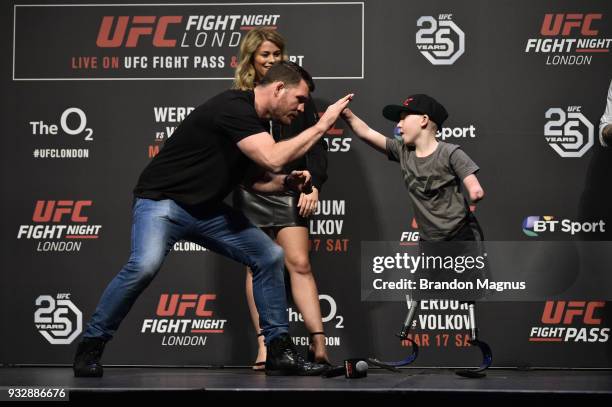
[233,28,287,91]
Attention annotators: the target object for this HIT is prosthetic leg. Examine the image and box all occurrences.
[368,295,419,371]
[369,297,492,378]
[455,301,493,378]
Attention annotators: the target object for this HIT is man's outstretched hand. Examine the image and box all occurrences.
[317,93,354,131]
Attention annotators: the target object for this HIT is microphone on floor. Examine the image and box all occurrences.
[323,358,368,378]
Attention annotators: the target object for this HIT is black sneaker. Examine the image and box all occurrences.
[73,337,106,377]
[265,334,328,376]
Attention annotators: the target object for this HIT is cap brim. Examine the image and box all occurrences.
[382,105,421,122]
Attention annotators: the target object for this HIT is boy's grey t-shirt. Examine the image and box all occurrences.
[386,139,479,241]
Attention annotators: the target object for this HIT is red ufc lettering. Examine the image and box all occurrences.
[96,16,182,48]
[32,200,91,223]
[584,301,605,324]
[541,301,605,325]
[540,13,601,36]
[156,294,216,317]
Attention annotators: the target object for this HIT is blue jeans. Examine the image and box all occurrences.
[84,198,288,344]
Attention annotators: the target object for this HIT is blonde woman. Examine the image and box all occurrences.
[232,28,331,370]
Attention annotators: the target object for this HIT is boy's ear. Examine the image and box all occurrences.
[421,114,430,128]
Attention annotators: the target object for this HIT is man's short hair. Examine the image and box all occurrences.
[259,61,315,92]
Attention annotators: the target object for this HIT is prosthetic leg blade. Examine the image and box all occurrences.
[455,338,492,378]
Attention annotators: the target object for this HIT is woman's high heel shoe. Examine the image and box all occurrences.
[252,332,266,371]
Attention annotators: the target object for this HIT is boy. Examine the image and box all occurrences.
[342,94,491,376]
[341,94,484,241]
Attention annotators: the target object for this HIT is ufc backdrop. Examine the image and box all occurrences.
[1,0,611,368]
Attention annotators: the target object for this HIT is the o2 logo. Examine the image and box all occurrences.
[288,294,345,328]
[320,294,344,328]
[34,294,82,345]
[29,107,94,141]
[416,14,465,65]
[544,106,594,158]
[61,108,93,141]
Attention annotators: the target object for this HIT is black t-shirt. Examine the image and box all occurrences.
[134,89,268,206]
[242,97,329,191]
[277,98,328,190]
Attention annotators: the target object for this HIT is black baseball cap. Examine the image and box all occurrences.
[382,94,448,129]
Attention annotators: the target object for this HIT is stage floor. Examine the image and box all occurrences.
[1,367,611,401]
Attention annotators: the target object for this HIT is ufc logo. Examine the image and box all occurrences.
[541,301,604,325]
[156,294,216,317]
[96,16,183,48]
[32,200,92,223]
[540,14,601,36]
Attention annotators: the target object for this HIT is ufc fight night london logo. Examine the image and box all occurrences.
[17,200,102,252]
[141,293,227,346]
[14,4,363,80]
[416,14,465,65]
[544,106,594,158]
[525,14,611,66]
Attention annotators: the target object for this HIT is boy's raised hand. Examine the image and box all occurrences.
[318,93,354,130]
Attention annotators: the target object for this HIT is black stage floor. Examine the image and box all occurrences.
[1,367,611,401]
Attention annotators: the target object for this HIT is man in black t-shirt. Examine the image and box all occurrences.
[73,62,353,377]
